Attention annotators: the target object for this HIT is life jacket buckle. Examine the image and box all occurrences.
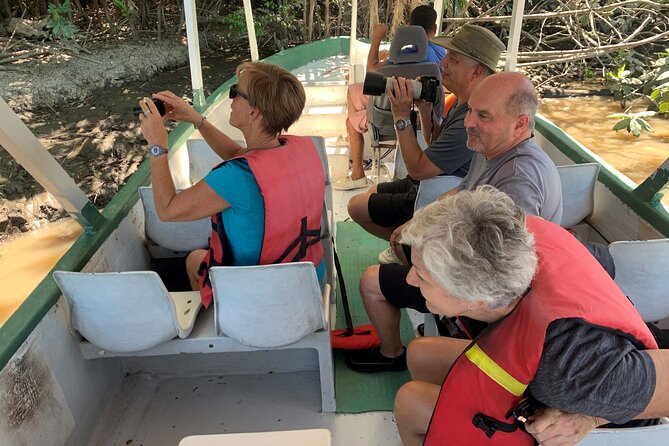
[472,414,498,439]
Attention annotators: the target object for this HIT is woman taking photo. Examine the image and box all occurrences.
[139,61,324,307]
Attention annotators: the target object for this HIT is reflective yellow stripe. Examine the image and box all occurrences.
[465,344,528,396]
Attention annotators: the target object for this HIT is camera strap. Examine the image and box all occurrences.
[410,108,418,137]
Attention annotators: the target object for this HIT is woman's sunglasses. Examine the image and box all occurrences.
[229,84,250,101]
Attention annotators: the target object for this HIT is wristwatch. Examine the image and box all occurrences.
[148,145,168,157]
[394,118,412,131]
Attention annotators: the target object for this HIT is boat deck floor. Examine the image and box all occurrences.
[88,371,401,446]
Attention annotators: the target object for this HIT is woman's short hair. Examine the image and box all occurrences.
[236,62,306,135]
[401,186,537,308]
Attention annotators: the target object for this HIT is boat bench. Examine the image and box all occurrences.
[55,264,336,413]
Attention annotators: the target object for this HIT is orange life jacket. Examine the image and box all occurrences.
[198,135,325,307]
[424,216,658,445]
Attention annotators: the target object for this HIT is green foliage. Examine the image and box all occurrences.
[221,0,303,51]
[46,0,78,39]
[609,111,654,137]
[645,49,669,117]
[221,8,247,36]
[112,0,132,17]
[607,64,643,108]
[607,49,669,137]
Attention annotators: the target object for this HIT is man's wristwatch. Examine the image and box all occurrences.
[394,118,412,131]
[148,145,168,157]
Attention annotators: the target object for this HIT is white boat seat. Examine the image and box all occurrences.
[557,163,600,228]
[187,139,225,185]
[53,270,202,352]
[212,262,327,347]
[609,238,669,322]
[578,420,669,445]
[211,262,334,411]
[414,176,463,211]
[179,428,332,446]
[139,186,210,252]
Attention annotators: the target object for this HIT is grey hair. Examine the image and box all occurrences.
[401,186,537,308]
[507,79,538,130]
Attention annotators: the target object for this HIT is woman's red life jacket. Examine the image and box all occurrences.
[424,216,657,445]
[198,135,325,307]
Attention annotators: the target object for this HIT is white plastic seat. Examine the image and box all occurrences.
[414,176,463,211]
[210,262,334,411]
[187,138,226,185]
[578,420,669,445]
[609,238,669,322]
[179,428,332,446]
[557,163,600,228]
[139,186,209,252]
[53,270,202,352]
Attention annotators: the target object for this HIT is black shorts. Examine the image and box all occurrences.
[379,263,429,313]
[368,177,418,227]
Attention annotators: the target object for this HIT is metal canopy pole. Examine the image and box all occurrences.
[184,0,205,110]
[243,0,260,61]
[433,0,445,36]
[505,0,526,72]
[348,0,359,84]
[0,98,104,233]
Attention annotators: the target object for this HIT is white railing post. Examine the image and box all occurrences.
[184,0,205,109]
[505,0,526,72]
[349,0,358,84]
[243,0,260,61]
[433,0,444,36]
[0,97,104,233]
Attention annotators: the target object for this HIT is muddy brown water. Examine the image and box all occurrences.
[1,93,668,327]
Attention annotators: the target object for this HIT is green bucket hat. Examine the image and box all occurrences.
[432,24,505,72]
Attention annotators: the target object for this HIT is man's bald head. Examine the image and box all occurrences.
[479,72,538,130]
[464,72,538,158]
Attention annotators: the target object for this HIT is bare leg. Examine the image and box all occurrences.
[395,380,441,446]
[186,249,207,290]
[407,337,470,384]
[360,265,405,357]
[347,187,396,241]
[346,118,366,180]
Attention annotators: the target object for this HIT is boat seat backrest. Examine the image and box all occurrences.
[139,186,210,252]
[187,139,225,185]
[414,176,463,211]
[212,262,327,348]
[608,239,669,322]
[557,163,600,228]
[368,26,443,146]
[53,270,201,352]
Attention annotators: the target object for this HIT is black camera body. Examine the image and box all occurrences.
[133,98,166,117]
[362,72,441,104]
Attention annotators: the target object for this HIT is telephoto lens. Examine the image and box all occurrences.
[362,72,441,104]
[133,98,166,117]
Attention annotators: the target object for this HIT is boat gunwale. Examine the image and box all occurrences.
[1,36,667,372]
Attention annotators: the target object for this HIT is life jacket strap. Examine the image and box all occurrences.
[272,216,321,264]
[471,413,521,439]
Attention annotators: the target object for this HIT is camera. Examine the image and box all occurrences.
[362,72,441,104]
[133,98,166,117]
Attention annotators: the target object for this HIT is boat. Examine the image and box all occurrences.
[1,3,669,445]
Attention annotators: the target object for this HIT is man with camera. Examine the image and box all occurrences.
[334,5,446,191]
[347,24,504,262]
[346,71,563,372]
